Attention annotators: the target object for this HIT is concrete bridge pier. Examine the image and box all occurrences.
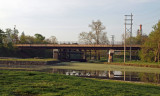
[53,49,59,59]
[108,49,114,62]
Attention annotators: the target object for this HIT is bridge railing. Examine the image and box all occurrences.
[57,41,126,45]
[15,41,140,46]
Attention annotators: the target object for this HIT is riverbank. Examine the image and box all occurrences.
[105,62,160,68]
[0,58,60,65]
[89,59,160,68]
[0,70,160,96]
[51,62,160,73]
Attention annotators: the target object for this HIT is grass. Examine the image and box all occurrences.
[112,60,160,65]
[112,57,160,65]
[1,62,160,73]
[52,62,160,73]
[0,58,57,61]
[125,60,160,65]
[1,70,160,96]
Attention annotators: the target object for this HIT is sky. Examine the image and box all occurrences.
[0,0,160,42]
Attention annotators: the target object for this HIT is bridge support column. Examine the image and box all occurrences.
[53,49,59,60]
[95,50,97,60]
[83,49,87,60]
[98,50,100,60]
[59,49,62,60]
[108,49,114,63]
[90,50,91,60]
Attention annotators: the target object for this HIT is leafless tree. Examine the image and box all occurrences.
[79,32,95,44]
[79,20,109,44]
[46,36,58,44]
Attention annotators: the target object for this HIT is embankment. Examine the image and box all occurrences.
[105,63,160,68]
[0,60,60,65]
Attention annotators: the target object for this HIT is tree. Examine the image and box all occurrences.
[122,32,148,45]
[79,20,109,44]
[139,20,160,62]
[46,36,58,44]
[12,26,19,44]
[25,36,35,44]
[0,29,6,44]
[19,32,26,44]
[2,27,20,44]
[3,28,12,44]
[34,33,45,43]
[79,32,95,44]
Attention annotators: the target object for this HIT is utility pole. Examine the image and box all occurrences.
[158,42,160,64]
[124,13,133,63]
[124,16,126,63]
[111,35,115,45]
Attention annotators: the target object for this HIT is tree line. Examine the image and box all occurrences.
[0,20,160,62]
[0,28,57,45]
[0,27,57,58]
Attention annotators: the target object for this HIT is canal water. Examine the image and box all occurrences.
[0,64,160,84]
[41,68,160,84]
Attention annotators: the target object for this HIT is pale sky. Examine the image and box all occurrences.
[0,0,160,42]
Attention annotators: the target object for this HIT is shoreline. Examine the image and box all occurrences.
[105,62,160,68]
[0,60,60,65]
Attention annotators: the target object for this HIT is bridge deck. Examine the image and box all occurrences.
[15,44,141,50]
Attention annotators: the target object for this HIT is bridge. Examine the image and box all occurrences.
[14,44,141,50]
[14,44,141,62]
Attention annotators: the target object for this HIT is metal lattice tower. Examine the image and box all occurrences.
[124,13,133,63]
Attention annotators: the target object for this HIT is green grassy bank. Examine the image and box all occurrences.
[0,58,57,61]
[0,70,160,96]
[52,62,160,73]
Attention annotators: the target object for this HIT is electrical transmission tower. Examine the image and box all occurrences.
[124,13,133,63]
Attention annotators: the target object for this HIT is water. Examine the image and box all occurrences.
[41,68,160,83]
[0,64,160,84]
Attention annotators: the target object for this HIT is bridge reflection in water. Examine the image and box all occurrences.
[44,69,160,84]
[1,63,159,84]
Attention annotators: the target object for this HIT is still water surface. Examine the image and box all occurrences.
[41,68,160,84]
[0,64,160,84]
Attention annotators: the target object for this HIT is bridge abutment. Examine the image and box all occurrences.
[108,49,114,62]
